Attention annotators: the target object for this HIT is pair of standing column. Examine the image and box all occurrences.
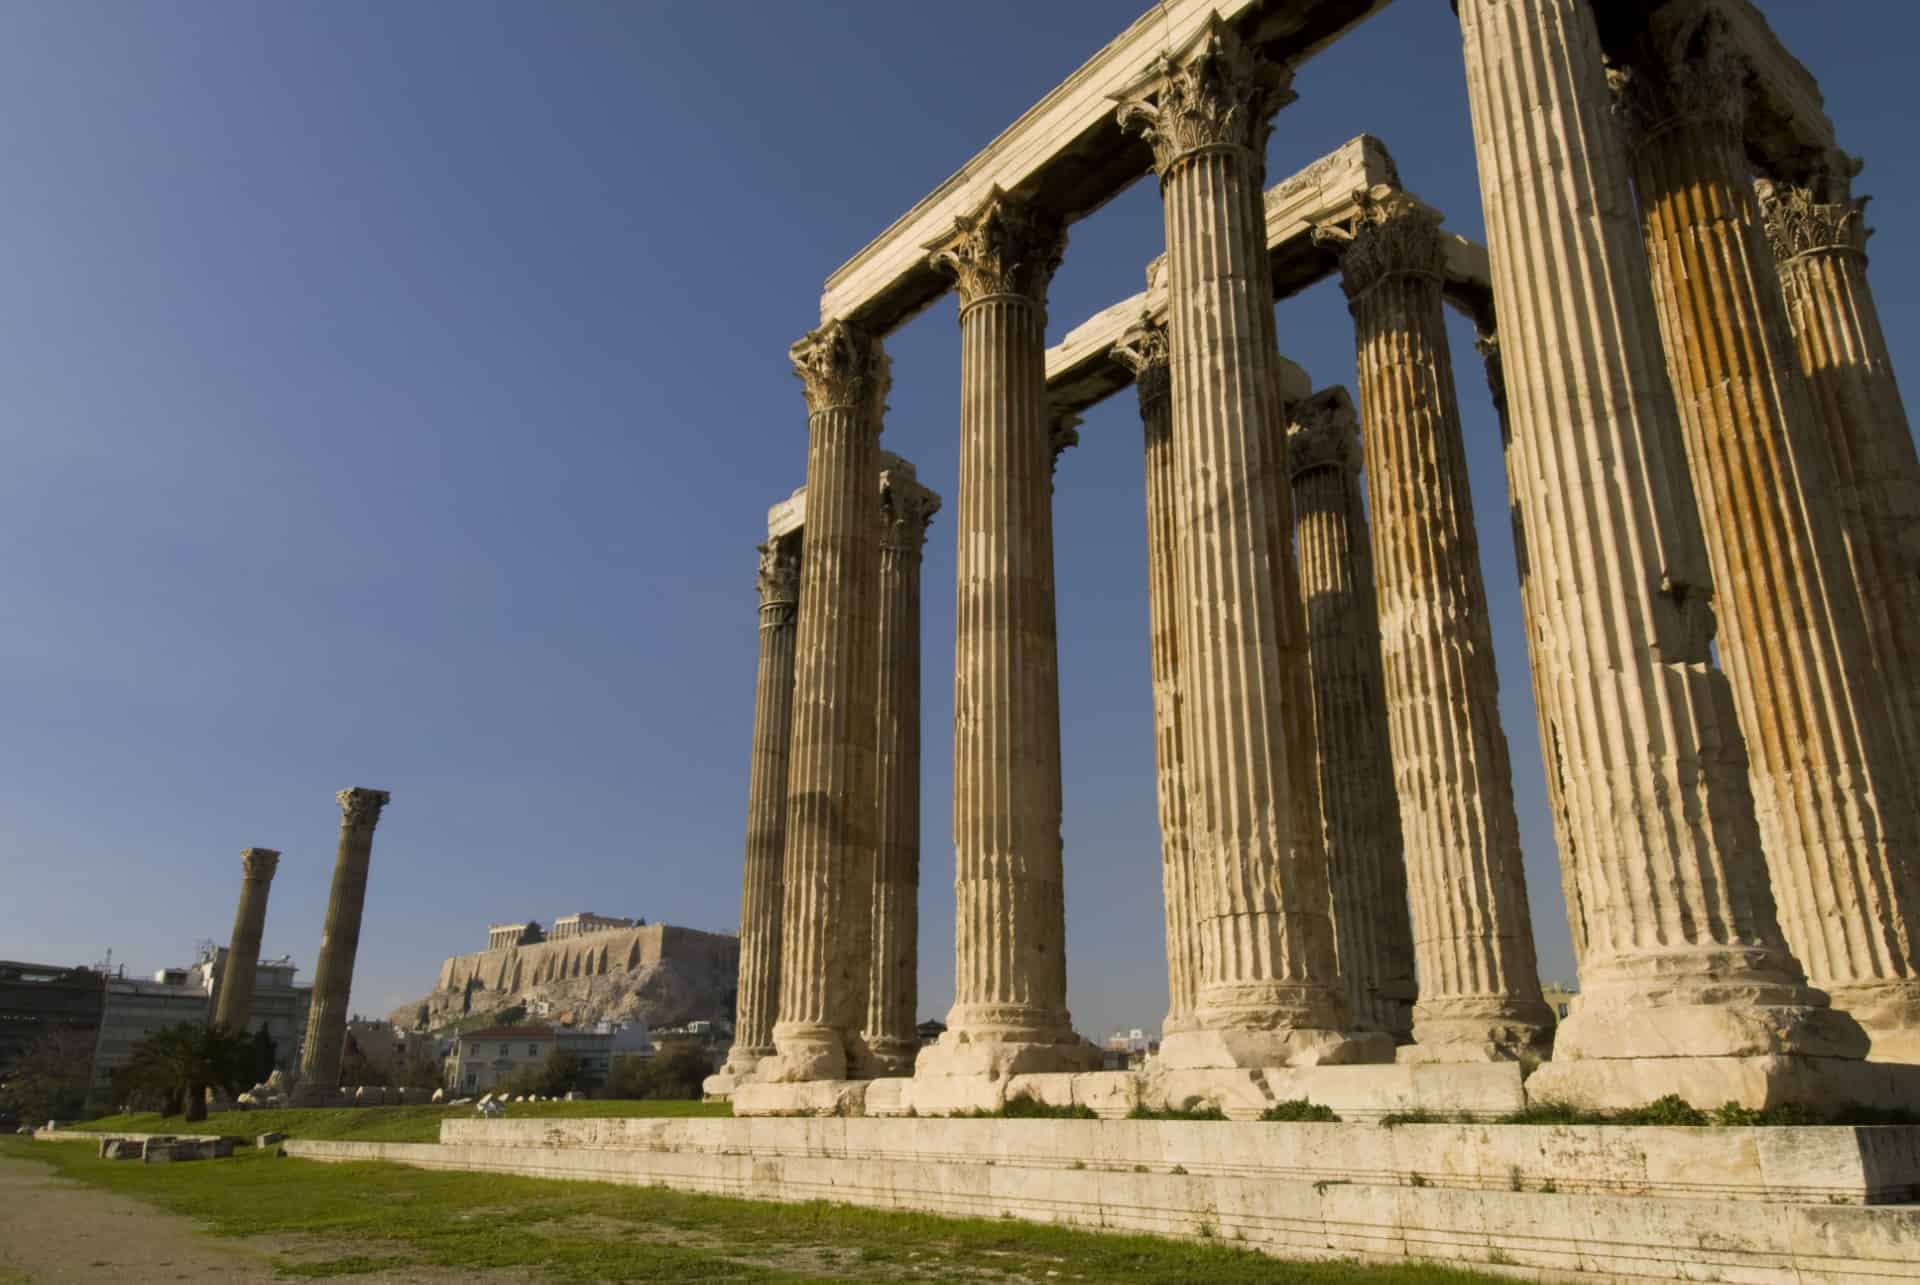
[755,328,938,1082]
[1454,0,1866,1103]
[1603,8,1920,1061]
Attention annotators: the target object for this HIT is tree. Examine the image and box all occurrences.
[251,1025,278,1084]
[0,1028,97,1125]
[395,1043,445,1092]
[111,1023,256,1122]
[602,1041,710,1101]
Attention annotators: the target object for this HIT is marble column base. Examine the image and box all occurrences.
[862,1038,920,1078]
[914,1030,1099,1081]
[1402,996,1555,1064]
[1819,979,1920,1065]
[1156,1026,1394,1070]
[1525,1054,1920,1113]
[762,1023,868,1084]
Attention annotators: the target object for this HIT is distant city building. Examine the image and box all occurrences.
[549,912,637,942]
[559,1022,653,1088]
[445,1024,556,1094]
[91,945,310,1094]
[1101,1027,1156,1071]
[0,960,106,1073]
[915,1019,946,1047]
[486,921,546,952]
[1541,982,1578,1022]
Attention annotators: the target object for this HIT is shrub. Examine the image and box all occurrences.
[1260,1099,1339,1122]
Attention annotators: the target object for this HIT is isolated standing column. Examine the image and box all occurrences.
[298,788,391,1098]
[1316,195,1553,1060]
[1118,17,1381,1068]
[866,455,939,1074]
[213,847,281,1032]
[714,531,801,1089]
[1114,315,1203,1038]
[919,186,1089,1077]
[1285,389,1417,1043]
[766,320,886,1084]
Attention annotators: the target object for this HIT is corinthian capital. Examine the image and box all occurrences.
[1286,387,1361,479]
[878,453,941,555]
[1473,328,1508,421]
[791,319,889,417]
[756,533,802,609]
[925,187,1066,309]
[1313,187,1446,300]
[240,847,281,880]
[1605,8,1748,142]
[1756,177,1871,261]
[1115,15,1295,177]
[336,788,391,831]
[1112,315,1171,413]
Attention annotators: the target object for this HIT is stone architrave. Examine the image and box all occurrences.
[297,789,391,1100]
[710,532,802,1093]
[1113,315,1203,1038]
[1473,328,1589,973]
[1757,166,1920,787]
[1315,194,1553,1062]
[918,187,1092,1078]
[1117,17,1386,1069]
[866,454,939,1075]
[1284,388,1417,1043]
[1610,10,1920,1061]
[1454,0,1865,1106]
[212,847,281,1033]
[763,320,888,1084]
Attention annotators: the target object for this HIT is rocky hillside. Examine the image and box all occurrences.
[390,923,737,1033]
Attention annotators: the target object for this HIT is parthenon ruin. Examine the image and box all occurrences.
[711,0,1920,1116]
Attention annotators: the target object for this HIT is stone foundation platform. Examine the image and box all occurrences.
[280,1115,1920,1282]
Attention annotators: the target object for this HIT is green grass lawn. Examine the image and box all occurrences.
[3,1135,1493,1284]
[68,1097,729,1144]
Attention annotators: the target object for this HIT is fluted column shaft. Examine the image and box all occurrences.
[767,320,887,1084]
[867,459,938,1073]
[1116,319,1204,1036]
[300,788,390,1095]
[1614,15,1920,1055]
[1286,391,1417,1042]
[726,535,800,1077]
[1455,0,1860,1080]
[213,847,280,1033]
[1759,176,1920,789]
[1319,201,1553,1060]
[921,189,1085,1076]
[1119,19,1378,1068]
[1476,332,1589,972]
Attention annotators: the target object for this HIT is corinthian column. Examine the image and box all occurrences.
[866,454,938,1075]
[764,320,887,1084]
[918,187,1089,1078]
[1285,389,1416,1043]
[213,847,281,1033]
[1315,195,1553,1061]
[1118,18,1384,1068]
[1455,0,1863,1108]
[1114,315,1203,1037]
[1757,166,1920,790]
[710,531,801,1095]
[297,788,391,1101]
[1610,11,1920,1060]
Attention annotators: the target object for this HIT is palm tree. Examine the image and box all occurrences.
[113,1023,258,1122]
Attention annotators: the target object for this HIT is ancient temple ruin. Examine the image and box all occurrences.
[710,0,1920,1116]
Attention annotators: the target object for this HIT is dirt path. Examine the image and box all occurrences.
[0,1151,540,1285]
[0,1150,274,1283]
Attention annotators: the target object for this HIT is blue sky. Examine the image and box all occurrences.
[2,2,1913,1043]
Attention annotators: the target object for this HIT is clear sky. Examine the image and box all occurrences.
[2,2,1914,1044]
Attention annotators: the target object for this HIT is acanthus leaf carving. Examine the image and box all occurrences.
[790,318,889,417]
[1604,8,1749,142]
[1312,187,1446,301]
[336,788,391,831]
[924,186,1066,310]
[756,534,802,613]
[1114,15,1294,178]
[1756,177,1871,261]
[878,455,941,555]
[1285,386,1361,479]
[1112,315,1171,413]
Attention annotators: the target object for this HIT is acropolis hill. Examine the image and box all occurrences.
[392,913,739,1033]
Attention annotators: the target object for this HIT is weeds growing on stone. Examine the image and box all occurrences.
[1129,1104,1229,1122]
[1260,1099,1340,1122]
